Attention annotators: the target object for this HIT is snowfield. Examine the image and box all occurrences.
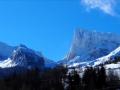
[105,63,120,69]
[0,58,16,68]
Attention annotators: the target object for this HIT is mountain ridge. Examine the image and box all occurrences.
[0,42,56,69]
[66,29,120,62]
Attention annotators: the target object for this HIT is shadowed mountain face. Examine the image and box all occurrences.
[0,44,45,69]
[10,45,45,69]
[0,43,56,69]
[66,29,120,62]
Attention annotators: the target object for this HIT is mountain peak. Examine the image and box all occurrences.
[66,29,120,61]
[18,44,28,48]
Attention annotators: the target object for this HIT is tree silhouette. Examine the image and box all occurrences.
[67,70,81,90]
[97,65,106,89]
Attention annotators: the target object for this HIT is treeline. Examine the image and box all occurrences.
[63,66,106,90]
[0,65,119,90]
[63,65,120,90]
[0,66,67,90]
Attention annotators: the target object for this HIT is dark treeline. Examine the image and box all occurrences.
[0,65,119,90]
[64,65,120,90]
[0,66,67,90]
[64,65,106,90]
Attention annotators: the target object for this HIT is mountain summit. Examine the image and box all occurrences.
[0,42,56,69]
[66,29,120,62]
[0,44,44,69]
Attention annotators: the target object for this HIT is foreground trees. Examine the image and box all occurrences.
[66,70,81,90]
[82,66,106,90]
[0,66,67,90]
[65,66,107,90]
[0,65,119,90]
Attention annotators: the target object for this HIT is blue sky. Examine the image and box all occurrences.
[0,0,120,61]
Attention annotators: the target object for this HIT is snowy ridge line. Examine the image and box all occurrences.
[93,46,120,66]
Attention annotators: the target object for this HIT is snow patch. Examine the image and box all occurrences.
[0,58,16,68]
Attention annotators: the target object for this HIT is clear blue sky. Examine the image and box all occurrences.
[0,0,120,61]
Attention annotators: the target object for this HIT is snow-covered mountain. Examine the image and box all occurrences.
[0,43,56,69]
[66,29,120,61]
[0,44,44,69]
[64,29,120,68]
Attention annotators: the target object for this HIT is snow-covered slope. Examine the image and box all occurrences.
[66,29,120,62]
[0,43,56,69]
[105,63,120,69]
[93,46,120,66]
[67,46,120,68]
[0,58,16,68]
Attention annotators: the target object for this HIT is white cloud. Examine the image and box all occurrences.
[81,0,116,16]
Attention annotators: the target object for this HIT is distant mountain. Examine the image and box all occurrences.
[64,29,120,67]
[44,58,57,68]
[0,42,56,69]
[0,44,44,69]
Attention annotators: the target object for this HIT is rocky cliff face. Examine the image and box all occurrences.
[0,43,56,69]
[10,45,45,69]
[66,29,120,62]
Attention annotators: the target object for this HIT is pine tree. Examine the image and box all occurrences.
[67,70,81,90]
[97,65,106,89]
